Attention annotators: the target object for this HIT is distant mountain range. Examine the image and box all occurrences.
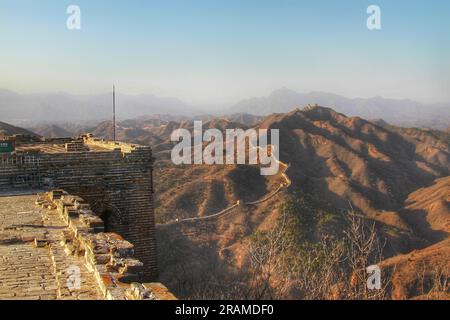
[230,88,450,129]
[0,88,198,125]
[1,88,449,129]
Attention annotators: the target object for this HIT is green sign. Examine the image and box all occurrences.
[0,141,15,153]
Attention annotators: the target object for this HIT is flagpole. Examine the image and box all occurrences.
[113,84,116,142]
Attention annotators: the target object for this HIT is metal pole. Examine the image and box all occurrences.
[113,84,116,142]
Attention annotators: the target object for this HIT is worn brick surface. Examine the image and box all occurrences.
[0,195,102,300]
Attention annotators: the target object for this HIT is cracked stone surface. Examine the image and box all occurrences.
[0,195,102,300]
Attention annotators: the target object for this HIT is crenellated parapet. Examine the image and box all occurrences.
[81,134,152,155]
[35,190,176,300]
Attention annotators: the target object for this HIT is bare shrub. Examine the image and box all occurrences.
[245,210,293,299]
[245,206,390,300]
[340,211,390,299]
[418,261,449,299]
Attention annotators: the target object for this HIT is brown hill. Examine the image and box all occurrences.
[258,107,449,237]
[401,176,450,243]
[0,121,38,138]
[29,124,73,138]
[377,177,449,299]
[223,113,263,126]
[380,238,450,299]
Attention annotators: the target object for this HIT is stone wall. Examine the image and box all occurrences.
[0,135,157,281]
[35,190,175,300]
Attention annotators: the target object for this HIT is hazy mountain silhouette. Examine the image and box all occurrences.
[2,87,449,130]
[230,88,450,129]
[0,121,39,138]
[29,124,73,138]
[0,89,198,124]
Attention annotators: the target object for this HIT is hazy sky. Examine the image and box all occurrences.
[1,0,449,105]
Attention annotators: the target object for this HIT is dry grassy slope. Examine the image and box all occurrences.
[401,176,450,243]
[380,238,450,299]
[154,160,282,223]
[378,178,450,300]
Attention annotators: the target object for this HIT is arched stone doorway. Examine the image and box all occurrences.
[91,202,123,233]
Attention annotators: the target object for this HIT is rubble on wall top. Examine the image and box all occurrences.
[2,133,151,155]
[35,190,176,300]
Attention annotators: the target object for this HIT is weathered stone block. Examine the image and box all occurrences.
[90,253,111,265]
[33,238,48,248]
[142,283,177,300]
[119,259,143,275]
[50,190,65,200]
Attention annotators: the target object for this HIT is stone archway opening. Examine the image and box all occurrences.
[100,209,118,233]
[91,202,123,234]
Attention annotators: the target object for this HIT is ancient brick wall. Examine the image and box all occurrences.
[0,136,157,281]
